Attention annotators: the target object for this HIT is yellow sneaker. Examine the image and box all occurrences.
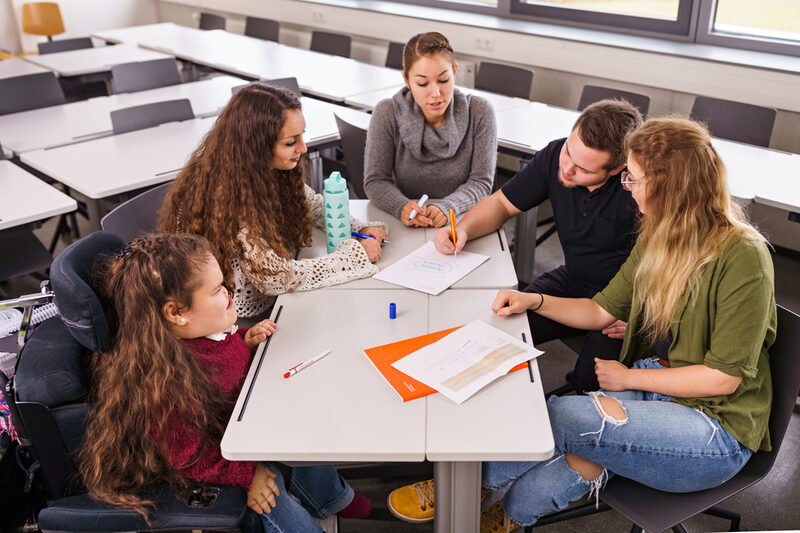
[386,479,435,523]
[481,500,521,533]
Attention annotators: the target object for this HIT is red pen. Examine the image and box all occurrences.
[283,349,332,378]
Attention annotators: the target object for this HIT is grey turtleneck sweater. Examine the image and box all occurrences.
[364,87,497,218]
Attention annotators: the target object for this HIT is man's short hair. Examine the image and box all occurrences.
[573,99,643,170]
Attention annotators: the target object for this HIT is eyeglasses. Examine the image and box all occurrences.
[620,169,646,191]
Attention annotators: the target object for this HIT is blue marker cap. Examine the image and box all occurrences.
[389,302,397,319]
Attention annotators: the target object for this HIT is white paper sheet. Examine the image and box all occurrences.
[373,241,489,295]
[392,319,543,404]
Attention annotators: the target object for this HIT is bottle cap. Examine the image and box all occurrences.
[389,302,397,319]
[323,171,347,193]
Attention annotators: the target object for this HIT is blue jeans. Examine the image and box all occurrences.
[482,357,753,526]
[258,464,354,533]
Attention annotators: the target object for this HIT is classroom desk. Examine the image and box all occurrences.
[753,153,800,213]
[495,102,581,156]
[0,75,244,155]
[0,160,77,231]
[0,58,48,80]
[22,44,172,77]
[345,84,531,115]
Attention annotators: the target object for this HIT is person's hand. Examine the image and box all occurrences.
[244,319,277,350]
[247,464,280,514]
[359,226,387,246]
[601,320,627,340]
[401,200,433,227]
[359,237,382,263]
[491,290,538,317]
[433,226,467,254]
[426,205,448,228]
[594,358,630,391]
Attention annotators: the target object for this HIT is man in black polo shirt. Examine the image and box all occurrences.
[435,98,642,395]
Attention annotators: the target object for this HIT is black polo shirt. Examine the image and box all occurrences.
[501,138,638,293]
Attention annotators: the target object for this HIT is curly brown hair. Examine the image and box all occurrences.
[158,83,312,288]
[79,233,234,516]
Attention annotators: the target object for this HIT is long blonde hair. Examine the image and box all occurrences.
[627,117,765,343]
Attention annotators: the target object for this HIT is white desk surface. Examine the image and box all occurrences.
[713,138,798,204]
[0,58,49,80]
[345,84,531,115]
[428,224,517,290]
[221,289,429,462]
[300,97,372,147]
[0,160,77,231]
[496,102,580,155]
[0,75,244,155]
[22,44,172,77]
[753,153,800,212]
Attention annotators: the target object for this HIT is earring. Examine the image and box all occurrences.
[179,317,187,324]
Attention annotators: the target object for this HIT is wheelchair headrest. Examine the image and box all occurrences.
[50,231,125,353]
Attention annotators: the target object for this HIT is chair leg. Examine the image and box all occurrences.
[523,501,610,530]
[672,524,689,533]
[630,525,643,533]
[535,224,557,246]
[703,506,741,531]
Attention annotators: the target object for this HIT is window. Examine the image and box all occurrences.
[698,0,800,55]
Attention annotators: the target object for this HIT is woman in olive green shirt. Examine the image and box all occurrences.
[482,117,775,528]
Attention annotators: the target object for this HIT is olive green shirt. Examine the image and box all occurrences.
[593,235,776,452]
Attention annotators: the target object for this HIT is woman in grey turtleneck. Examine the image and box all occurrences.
[364,32,497,228]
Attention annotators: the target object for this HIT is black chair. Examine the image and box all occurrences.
[334,114,368,199]
[310,30,351,58]
[0,72,66,115]
[244,16,279,42]
[3,231,252,532]
[110,58,182,93]
[37,36,93,55]
[691,96,776,148]
[578,84,651,116]
[199,12,226,30]
[100,183,170,243]
[110,98,194,135]
[475,62,533,100]
[527,305,800,533]
[385,41,404,70]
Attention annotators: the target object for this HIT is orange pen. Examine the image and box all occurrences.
[448,207,458,256]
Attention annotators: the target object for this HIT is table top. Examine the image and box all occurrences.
[753,152,800,212]
[0,160,77,231]
[23,44,172,77]
[0,75,244,155]
[345,84,531,115]
[495,101,581,155]
[713,138,799,205]
[0,58,49,80]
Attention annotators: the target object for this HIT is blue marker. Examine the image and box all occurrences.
[389,302,397,319]
[351,231,389,244]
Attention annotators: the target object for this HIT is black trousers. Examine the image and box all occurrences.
[522,265,622,394]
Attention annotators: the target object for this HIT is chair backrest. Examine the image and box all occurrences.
[310,30,351,58]
[334,114,368,199]
[691,96,776,148]
[0,72,66,115]
[110,58,182,94]
[101,183,171,243]
[244,16,279,42]
[475,62,533,100]
[22,2,65,37]
[38,37,93,55]
[233,78,301,98]
[198,12,226,30]
[110,98,194,135]
[386,41,404,70]
[578,84,651,116]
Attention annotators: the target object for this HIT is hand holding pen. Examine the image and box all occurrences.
[402,195,432,227]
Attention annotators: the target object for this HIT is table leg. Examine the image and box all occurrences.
[309,151,324,193]
[434,461,481,533]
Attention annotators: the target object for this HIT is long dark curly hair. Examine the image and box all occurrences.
[158,83,312,287]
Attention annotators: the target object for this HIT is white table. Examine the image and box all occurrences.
[0,160,76,231]
[0,75,244,155]
[345,84,531,114]
[495,102,581,156]
[753,153,800,213]
[22,44,172,77]
[0,58,48,80]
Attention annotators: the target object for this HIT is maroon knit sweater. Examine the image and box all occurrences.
[151,329,257,488]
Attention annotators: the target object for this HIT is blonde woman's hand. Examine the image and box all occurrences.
[491,290,537,317]
[245,319,277,350]
[601,320,627,340]
[594,358,630,391]
[426,205,448,228]
[247,464,280,514]
[359,237,382,263]
[401,200,432,227]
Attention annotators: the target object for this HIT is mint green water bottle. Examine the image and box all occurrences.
[323,171,350,253]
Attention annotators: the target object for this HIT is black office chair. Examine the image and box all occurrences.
[578,84,651,116]
[198,12,226,30]
[244,16,279,42]
[385,41,404,70]
[527,305,800,533]
[37,36,93,55]
[334,114,368,199]
[3,231,253,532]
[110,98,194,135]
[310,30,351,58]
[0,72,66,115]
[691,96,776,148]
[110,58,182,94]
[100,183,170,243]
[475,62,533,100]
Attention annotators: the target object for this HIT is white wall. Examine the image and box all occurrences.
[1,0,21,53]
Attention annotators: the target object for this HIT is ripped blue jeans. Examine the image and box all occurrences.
[482,357,752,526]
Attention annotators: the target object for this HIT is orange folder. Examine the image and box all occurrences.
[363,325,528,402]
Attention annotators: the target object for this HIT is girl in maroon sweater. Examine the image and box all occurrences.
[80,233,370,532]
